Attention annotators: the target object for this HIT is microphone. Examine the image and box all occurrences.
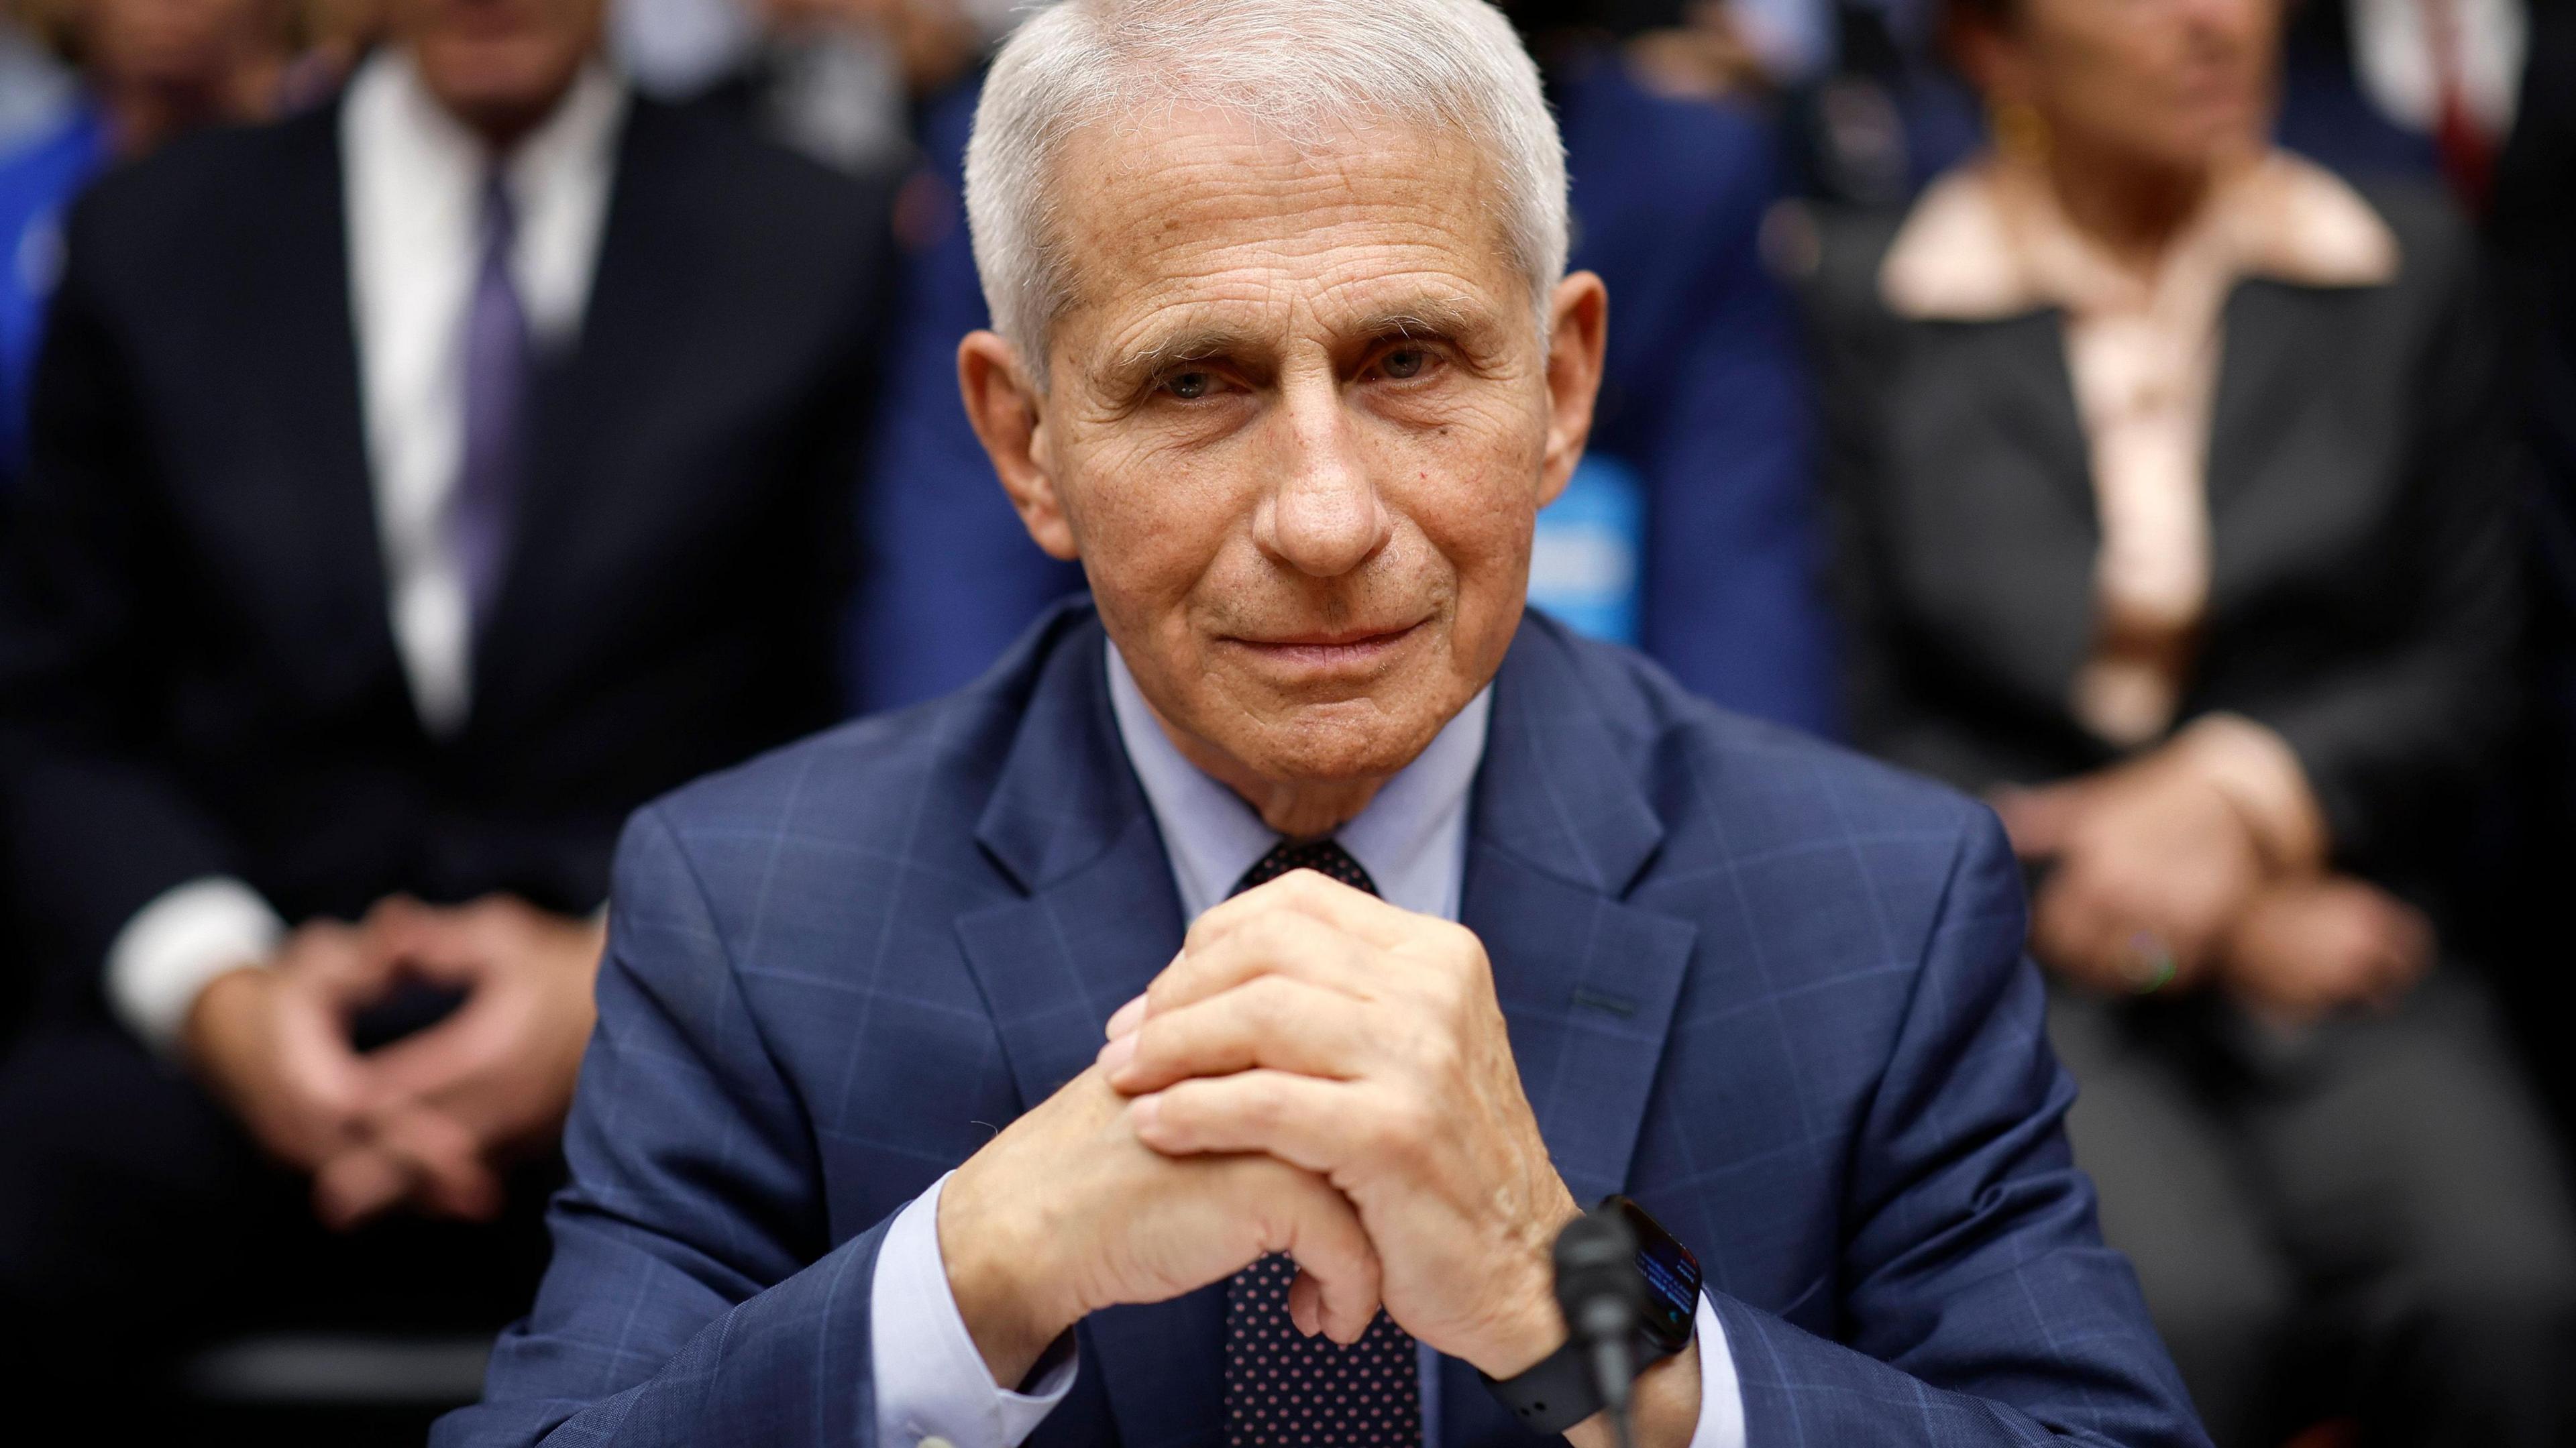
[1552,1203,1646,1448]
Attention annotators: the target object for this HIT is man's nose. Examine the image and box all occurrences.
[1252,380,1393,578]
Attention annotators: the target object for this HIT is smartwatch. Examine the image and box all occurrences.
[1479,1196,1703,1435]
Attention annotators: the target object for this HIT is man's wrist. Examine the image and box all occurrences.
[1466,1190,1587,1379]
[180,964,267,1056]
[938,1159,1079,1389]
[107,876,286,1054]
[1565,1335,1703,1448]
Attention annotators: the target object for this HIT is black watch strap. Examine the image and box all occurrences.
[1478,1337,1614,1435]
[1478,1329,1686,1436]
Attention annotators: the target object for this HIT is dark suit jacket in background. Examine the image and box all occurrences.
[437,604,2204,1448]
[0,95,892,1019]
[1806,181,2518,888]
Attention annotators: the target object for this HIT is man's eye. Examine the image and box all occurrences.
[1165,370,1216,400]
[1381,347,1429,380]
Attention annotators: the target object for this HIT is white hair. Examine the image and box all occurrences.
[963,0,1569,379]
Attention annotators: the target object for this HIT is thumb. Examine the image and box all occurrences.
[1271,1176,1384,1345]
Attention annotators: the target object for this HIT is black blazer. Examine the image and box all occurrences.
[0,95,892,1015]
[1806,180,2520,884]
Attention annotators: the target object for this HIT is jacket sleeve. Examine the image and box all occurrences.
[0,197,256,1014]
[1715,809,2210,1447]
[2244,237,2522,872]
[431,805,889,1448]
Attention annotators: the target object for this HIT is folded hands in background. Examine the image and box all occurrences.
[1993,721,2432,1020]
[178,895,606,1230]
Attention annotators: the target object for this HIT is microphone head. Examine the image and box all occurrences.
[1553,1204,1645,1339]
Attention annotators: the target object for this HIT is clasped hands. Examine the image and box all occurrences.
[938,871,1700,1445]
[180,894,605,1231]
[1996,745,2432,1019]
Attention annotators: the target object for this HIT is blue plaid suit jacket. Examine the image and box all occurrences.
[436,602,2205,1448]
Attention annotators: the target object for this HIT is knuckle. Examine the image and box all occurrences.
[1243,1078,1289,1131]
[1414,1026,1464,1082]
[1362,1096,1427,1160]
[1242,973,1297,1026]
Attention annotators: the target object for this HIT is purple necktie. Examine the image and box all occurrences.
[1224,840,1421,1448]
[452,170,528,634]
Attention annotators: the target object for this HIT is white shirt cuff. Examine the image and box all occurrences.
[1687,1291,1747,1448]
[870,1172,1079,1448]
[105,876,286,1055]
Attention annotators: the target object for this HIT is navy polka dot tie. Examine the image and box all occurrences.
[1224,839,1421,1448]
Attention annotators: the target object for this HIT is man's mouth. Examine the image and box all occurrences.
[1222,621,1426,671]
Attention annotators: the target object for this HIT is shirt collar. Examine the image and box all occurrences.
[354,47,626,192]
[1105,642,1491,923]
[499,56,627,216]
[345,48,626,346]
[1878,148,2400,322]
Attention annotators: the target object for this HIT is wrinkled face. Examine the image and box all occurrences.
[392,0,604,139]
[1006,110,1597,791]
[1978,0,2279,170]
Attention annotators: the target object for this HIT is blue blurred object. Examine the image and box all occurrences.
[853,50,1837,735]
[850,78,1083,715]
[1529,453,1646,646]
[1550,46,1836,734]
[0,102,107,496]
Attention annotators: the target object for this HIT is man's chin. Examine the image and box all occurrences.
[1208,691,1454,787]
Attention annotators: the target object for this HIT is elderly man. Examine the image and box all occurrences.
[439,2,2202,1445]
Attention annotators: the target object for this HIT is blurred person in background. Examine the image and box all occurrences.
[695,0,982,175]
[0,0,891,1406]
[0,0,297,498]
[0,3,75,149]
[2273,0,2529,208]
[854,0,1836,736]
[608,0,988,173]
[1805,0,2576,1439]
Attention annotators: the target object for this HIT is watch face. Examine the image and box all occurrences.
[1613,1196,1703,1355]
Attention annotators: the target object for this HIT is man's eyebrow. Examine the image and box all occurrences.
[1112,326,1266,385]
[1352,297,1490,341]
[1102,296,1500,388]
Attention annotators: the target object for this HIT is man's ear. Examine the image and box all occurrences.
[1536,272,1609,511]
[958,330,1079,561]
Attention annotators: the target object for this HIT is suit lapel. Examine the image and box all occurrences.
[1433,625,1699,1448]
[953,615,1220,1448]
[2205,280,2323,518]
[1465,624,1697,1209]
[472,100,690,728]
[1884,313,2100,716]
[229,106,404,713]
[1979,310,2096,522]
[2204,278,2361,626]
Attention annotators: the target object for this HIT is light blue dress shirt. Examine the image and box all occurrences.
[867,643,1744,1448]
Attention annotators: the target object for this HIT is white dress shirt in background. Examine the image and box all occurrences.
[103,51,627,1052]
[867,643,1748,1448]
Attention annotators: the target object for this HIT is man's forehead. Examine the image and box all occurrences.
[1053,109,1521,353]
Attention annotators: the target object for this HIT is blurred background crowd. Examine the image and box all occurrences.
[0,0,2571,1443]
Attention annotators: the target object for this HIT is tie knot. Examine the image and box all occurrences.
[1234,838,1379,898]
